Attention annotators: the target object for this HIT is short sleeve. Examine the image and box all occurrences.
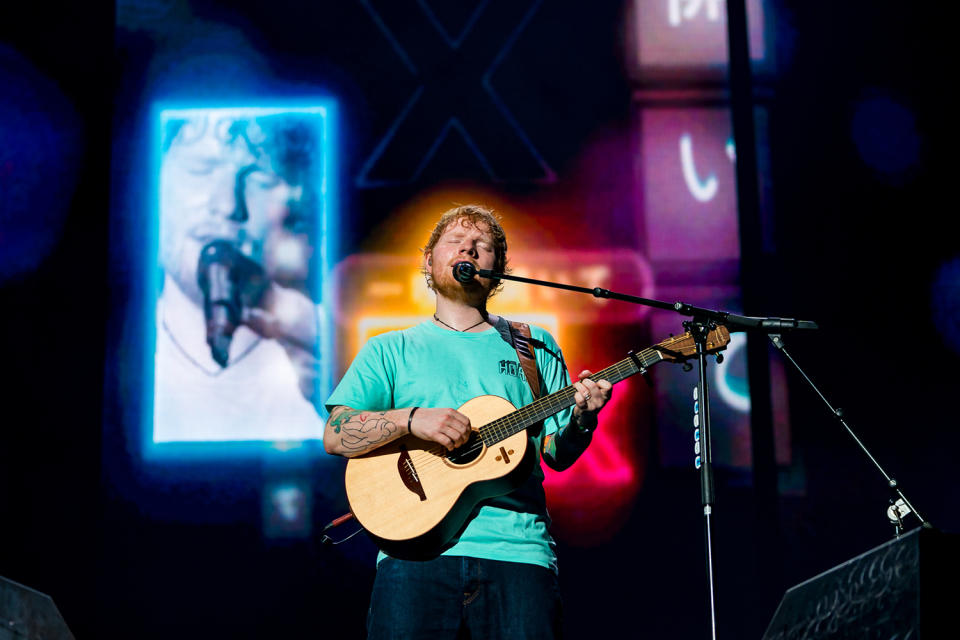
[324,335,396,414]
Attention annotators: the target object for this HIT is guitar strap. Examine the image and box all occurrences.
[506,320,541,400]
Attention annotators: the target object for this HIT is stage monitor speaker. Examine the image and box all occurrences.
[762,527,957,639]
[0,575,74,640]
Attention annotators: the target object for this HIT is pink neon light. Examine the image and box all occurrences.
[544,379,643,498]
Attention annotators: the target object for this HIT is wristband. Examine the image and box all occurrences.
[573,411,597,435]
[407,407,420,434]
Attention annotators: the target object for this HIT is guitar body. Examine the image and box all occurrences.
[345,395,535,560]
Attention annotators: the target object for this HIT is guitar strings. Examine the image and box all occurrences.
[403,385,597,471]
[400,332,720,474]
[402,348,665,472]
[403,352,655,471]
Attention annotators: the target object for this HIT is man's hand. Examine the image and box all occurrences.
[242,283,321,403]
[409,407,472,451]
[542,370,612,472]
[242,283,318,351]
[572,369,613,423]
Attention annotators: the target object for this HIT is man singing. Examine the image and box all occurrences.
[324,205,612,639]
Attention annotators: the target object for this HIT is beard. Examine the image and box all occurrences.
[431,261,492,306]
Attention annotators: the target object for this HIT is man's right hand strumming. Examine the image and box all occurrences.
[324,405,472,457]
[408,407,472,451]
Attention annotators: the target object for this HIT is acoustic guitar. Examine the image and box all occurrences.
[344,327,730,559]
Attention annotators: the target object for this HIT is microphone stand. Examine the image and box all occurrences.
[474,264,933,634]
[767,333,930,537]
[472,266,813,639]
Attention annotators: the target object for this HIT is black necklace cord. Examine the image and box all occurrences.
[433,313,487,332]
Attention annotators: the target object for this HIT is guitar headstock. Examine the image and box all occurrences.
[654,326,731,362]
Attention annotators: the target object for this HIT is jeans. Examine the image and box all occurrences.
[366,556,563,639]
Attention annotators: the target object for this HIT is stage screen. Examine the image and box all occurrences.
[631,0,768,79]
[150,106,334,447]
[100,0,791,545]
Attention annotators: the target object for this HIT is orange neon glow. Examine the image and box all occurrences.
[334,186,653,543]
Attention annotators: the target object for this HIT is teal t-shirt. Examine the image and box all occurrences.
[325,320,573,572]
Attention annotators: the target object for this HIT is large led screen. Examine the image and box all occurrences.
[631,0,767,78]
[151,106,334,446]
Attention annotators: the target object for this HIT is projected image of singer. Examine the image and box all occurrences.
[153,109,326,443]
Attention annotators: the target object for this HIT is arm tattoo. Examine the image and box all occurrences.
[330,409,361,432]
[330,408,398,452]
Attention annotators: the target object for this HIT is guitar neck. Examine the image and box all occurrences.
[478,347,664,445]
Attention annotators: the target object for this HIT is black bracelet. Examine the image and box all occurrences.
[407,407,420,434]
[573,411,597,435]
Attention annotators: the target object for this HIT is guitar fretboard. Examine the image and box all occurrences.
[478,347,664,446]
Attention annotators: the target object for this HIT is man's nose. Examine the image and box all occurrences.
[208,167,251,223]
[208,172,237,217]
[459,242,478,258]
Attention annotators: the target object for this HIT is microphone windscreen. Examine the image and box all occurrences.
[453,261,477,283]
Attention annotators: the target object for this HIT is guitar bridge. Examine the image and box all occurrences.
[397,445,427,501]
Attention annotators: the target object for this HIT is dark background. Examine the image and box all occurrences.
[1,1,956,638]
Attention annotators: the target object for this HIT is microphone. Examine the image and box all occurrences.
[452,261,478,283]
[196,240,269,368]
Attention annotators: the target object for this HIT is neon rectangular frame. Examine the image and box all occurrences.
[142,101,338,459]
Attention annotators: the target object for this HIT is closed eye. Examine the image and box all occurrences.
[184,159,220,176]
[245,169,282,189]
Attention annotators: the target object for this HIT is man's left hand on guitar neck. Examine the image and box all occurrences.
[543,369,612,471]
[571,369,612,429]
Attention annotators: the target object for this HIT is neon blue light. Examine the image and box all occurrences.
[0,43,81,282]
[357,0,554,186]
[932,257,960,357]
[142,99,338,460]
[713,333,751,412]
[851,95,920,176]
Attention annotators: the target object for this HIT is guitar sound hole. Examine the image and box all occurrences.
[445,432,483,465]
